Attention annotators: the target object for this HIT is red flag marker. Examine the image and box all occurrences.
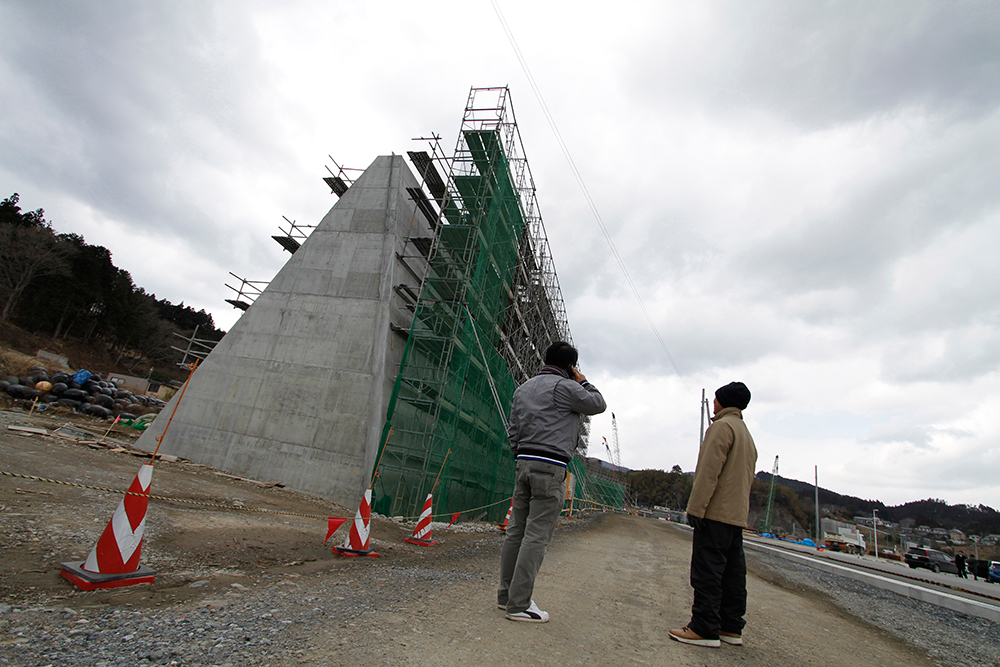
[323,517,349,544]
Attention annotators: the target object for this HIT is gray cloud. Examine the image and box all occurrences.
[0,2,278,250]
[629,1,1000,126]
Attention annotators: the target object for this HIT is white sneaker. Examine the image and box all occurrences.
[505,600,549,623]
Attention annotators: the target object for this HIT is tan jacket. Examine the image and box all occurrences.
[686,407,758,528]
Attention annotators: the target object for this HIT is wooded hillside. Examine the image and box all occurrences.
[0,193,226,381]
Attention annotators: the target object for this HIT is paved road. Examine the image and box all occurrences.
[741,532,1000,622]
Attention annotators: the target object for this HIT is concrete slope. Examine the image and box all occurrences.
[136,155,431,507]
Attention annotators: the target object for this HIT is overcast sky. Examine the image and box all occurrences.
[2,1,998,509]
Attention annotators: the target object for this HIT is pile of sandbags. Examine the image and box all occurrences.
[0,366,166,421]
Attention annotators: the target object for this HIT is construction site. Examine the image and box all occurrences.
[135,87,626,522]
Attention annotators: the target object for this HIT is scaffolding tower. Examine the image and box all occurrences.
[370,87,621,520]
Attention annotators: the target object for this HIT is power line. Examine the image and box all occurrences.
[489,0,686,383]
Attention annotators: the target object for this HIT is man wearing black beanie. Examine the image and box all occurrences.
[670,381,757,648]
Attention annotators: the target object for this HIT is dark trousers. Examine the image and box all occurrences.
[689,518,747,640]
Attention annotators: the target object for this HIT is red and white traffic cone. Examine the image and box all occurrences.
[498,498,513,531]
[335,487,379,557]
[60,463,157,590]
[405,493,437,546]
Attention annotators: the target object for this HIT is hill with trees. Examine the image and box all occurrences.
[628,464,998,539]
[0,193,226,381]
[757,470,1000,536]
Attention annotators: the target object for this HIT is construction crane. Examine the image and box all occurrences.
[605,413,631,511]
[763,455,779,534]
[610,412,622,472]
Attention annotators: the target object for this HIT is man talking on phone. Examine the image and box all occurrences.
[498,341,607,622]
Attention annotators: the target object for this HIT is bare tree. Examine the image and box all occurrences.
[0,224,75,321]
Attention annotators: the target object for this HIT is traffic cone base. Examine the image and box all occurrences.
[60,561,156,590]
[334,545,379,558]
[405,536,437,547]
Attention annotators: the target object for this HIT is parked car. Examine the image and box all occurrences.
[989,561,1000,584]
[904,547,959,574]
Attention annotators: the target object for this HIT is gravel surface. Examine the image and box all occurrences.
[747,545,1000,667]
[0,552,496,667]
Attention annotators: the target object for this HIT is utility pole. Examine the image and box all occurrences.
[764,456,779,534]
[873,509,879,558]
[815,465,820,549]
[699,389,707,445]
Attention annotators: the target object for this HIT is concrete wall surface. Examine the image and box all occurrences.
[136,155,432,508]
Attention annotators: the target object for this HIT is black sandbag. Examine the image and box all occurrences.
[5,384,26,398]
[49,382,68,395]
[62,388,88,400]
[94,393,115,408]
[57,398,81,409]
[83,404,111,419]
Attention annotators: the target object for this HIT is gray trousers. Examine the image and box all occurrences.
[497,458,566,612]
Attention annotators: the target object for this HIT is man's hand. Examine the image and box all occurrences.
[687,514,705,530]
[570,366,587,384]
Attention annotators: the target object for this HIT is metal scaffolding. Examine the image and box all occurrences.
[370,87,622,520]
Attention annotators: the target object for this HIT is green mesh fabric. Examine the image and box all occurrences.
[371,91,624,522]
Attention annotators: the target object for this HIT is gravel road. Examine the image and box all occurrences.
[1,406,998,666]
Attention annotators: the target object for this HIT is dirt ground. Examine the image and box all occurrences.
[0,404,938,666]
[299,516,935,667]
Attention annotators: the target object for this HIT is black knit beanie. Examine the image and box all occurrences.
[716,382,751,410]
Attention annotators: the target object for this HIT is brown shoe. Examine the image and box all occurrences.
[668,626,720,648]
[719,631,743,646]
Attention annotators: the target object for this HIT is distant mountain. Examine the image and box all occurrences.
[756,471,1000,535]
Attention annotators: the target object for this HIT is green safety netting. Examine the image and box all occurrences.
[371,104,624,522]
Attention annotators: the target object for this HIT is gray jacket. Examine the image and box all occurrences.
[506,366,607,464]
